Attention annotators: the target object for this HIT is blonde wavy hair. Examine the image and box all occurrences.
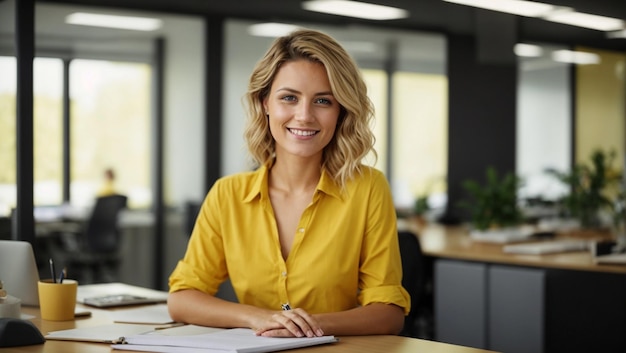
[244,29,376,189]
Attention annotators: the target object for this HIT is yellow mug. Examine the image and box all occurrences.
[37,279,78,321]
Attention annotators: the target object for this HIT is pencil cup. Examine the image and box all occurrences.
[37,279,78,321]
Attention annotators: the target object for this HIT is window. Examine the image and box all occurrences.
[0,56,16,216]
[0,57,65,211]
[361,69,448,211]
[0,57,153,213]
[391,72,448,210]
[69,59,152,208]
[361,69,388,172]
[34,58,63,206]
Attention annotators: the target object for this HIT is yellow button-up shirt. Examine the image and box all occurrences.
[169,163,410,315]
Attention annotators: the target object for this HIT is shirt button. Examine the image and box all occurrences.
[298,228,305,233]
[281,271,287,277]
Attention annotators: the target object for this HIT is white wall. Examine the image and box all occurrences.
[161,16,205,206]
[517,51,571,200]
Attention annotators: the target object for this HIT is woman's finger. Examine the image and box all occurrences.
[257,328,295,337]
[282,308,323,337]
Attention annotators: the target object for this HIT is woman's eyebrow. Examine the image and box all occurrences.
[275,87,334,96]
[275,87,300,94]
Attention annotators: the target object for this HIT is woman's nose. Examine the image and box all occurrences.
[294,102,314,121]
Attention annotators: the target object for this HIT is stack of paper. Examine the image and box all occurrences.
[503,240,589,255]
[595,253,626,265]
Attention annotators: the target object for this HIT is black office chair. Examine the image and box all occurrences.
[0,216,10,240]
[398,230,425,338]
[52,194,128,284]
[184,200,202,236]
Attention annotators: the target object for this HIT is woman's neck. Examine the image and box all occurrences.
[269,154,322,195]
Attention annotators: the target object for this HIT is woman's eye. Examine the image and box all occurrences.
[281,95,297,102]
[315,97,332,105]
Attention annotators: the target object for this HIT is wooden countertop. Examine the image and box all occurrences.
[403,221,626,274]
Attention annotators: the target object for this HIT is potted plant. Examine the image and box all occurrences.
[546,149,622,229]
[459,166,529,242]
[413,195,430,226]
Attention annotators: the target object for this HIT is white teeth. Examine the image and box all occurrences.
[289,128,317,136]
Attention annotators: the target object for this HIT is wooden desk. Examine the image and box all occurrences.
[417,223,626,274]
[405,222,626,353]
[5,306,498,353]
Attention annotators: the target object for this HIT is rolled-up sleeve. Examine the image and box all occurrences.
[169,183,228,295]
[357,171,411,315]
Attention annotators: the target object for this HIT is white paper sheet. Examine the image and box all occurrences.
[110,304,173,324]
[45,323,157,343]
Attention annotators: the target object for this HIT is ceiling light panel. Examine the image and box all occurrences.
[551,50,600,65]
[66,12,162,31]
[302,0,409,20]
[544,11,625,31]
[514,43,543,57]
[443,0,560,17]
[248,23,301,37]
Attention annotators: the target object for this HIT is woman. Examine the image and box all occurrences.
[168,29,410,338]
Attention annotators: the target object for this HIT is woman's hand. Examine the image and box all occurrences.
[254,308,324,338]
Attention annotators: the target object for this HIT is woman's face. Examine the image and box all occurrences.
[263,59,340,161]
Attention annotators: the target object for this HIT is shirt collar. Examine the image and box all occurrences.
[317,168,343,201]
[243,162,270,203]
[242,160,344,203]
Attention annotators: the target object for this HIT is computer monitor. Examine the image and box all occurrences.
[0,240,40,306]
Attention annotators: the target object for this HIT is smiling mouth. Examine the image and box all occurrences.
[288,128,319,137]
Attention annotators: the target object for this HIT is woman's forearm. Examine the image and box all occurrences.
[168,289,272,329]
[169,290,405,337]
[313,303,405,336]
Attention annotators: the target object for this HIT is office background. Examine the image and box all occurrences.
[0,0,625,291]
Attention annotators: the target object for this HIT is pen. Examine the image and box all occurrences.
[154,322,186,330]
[58,267,67,284]
[49,258,57,283]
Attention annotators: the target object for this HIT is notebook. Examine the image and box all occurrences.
[111,327,338,353]
[0,240,41,306]
[77,282,169,308]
